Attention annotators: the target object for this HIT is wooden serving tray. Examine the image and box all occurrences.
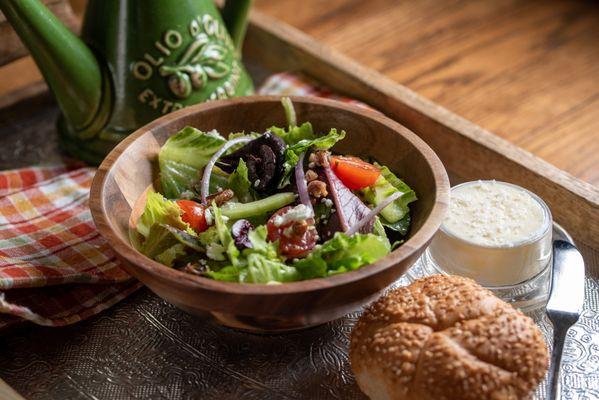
[0,9,597,400]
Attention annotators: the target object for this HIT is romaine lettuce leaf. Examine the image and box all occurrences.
[136,191,191,238]
[206,253,299,284]
[158,127,226,198]
[211,202,240,266]
[204,265,240,282]
[270,122,316,146]
[373,217,391,246]
[198,226,219,247]
[361,163,416,225]
[293,232,390,279]
[378,163,417,207]
[227,158,257,203]
[155,244,186,267]
[244,225,279,259]
[140,223,179,259]
[382,213,411,236]
[206,242,226,261]
[288,128,346,157]
[140,223,203,266]
[204,225,299,283]
[243,253,299,283]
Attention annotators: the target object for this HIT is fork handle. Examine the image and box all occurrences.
[547,326,568,400]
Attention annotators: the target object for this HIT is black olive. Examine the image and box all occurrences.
[217,132,286,193]
[231,219,254,250]
[254,144,277,191]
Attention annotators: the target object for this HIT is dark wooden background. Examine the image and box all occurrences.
[1,0,598,186]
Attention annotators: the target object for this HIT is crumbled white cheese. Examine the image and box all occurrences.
[254,179,261,188]
[206,243,226,261]
[321,198,333,207]
[273,204,314,227]
[204,208,213,225]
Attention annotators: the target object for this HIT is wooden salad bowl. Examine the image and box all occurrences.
[90,96,450,332]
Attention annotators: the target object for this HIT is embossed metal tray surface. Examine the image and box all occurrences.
[0,71,598,400]
[1,209,598,400]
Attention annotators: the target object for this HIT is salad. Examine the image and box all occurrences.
[133,98,417,284]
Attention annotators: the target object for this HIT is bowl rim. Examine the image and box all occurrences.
[90,95,449,296]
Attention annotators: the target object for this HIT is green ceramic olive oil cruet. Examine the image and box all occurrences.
[0,0,254,164]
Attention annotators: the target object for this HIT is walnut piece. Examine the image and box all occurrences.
[305,169,318,182]
[206,189,234,206]
[308,150,330,167]
[292,220,309,236]
[308,180,328,198]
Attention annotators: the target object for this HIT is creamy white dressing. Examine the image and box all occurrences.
[428,181,552,286]
[444,181,546,246]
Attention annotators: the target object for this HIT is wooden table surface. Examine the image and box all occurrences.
[1,0,598,186]
[254,0,599,186]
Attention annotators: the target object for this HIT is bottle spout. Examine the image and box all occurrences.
[0,0,106,132]
[221,0,253,55]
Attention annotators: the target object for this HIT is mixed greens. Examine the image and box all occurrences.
[133,98,417,284]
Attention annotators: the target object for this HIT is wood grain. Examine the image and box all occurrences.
[0,0,79,66]
[0,58,45,109]
[254,0,599,186]
[90,96,449,332]
[242,9,599,249]
[1,0,598,186]
[0,0,78,109]
[2,0,599,248]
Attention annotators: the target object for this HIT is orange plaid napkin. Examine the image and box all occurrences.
[0,72,368,329]
[0,166,141,329]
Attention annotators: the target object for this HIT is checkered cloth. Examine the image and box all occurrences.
[257,72,369,109]
[0,167,142,329]
[0,72,365,329]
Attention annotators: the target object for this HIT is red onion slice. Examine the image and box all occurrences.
[345,191,402,236]
[201,136,253,204]
[295,152,313,213]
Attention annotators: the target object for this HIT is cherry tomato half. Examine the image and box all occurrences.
[176,200,209,233]
[267,206,318,258]
[329,156,380,190]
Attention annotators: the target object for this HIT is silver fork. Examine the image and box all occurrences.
[545,240,585,400]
